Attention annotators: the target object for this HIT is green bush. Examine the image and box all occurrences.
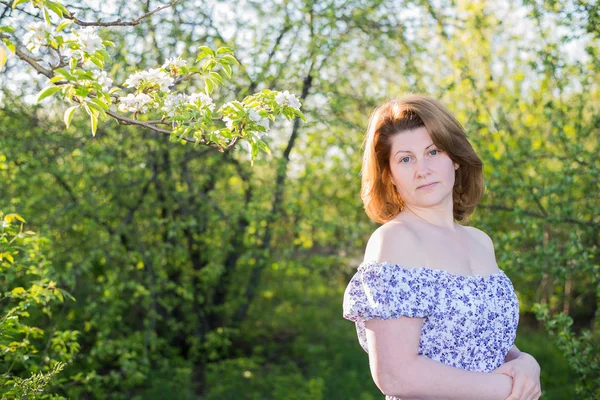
[0,211,78,399]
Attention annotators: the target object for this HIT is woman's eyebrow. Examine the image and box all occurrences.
[395,143,435,156]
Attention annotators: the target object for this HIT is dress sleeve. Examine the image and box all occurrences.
[343,261,440,322]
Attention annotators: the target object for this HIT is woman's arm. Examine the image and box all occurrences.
[383,353,514,400]
[366,317,513,400]
[504,344,522,363]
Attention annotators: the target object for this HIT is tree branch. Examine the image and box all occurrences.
[64,0,184,27]
[105,109,240,152]
[478,204,599,229]
[0,33,53,78]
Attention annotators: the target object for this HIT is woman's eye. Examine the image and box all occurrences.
[400,157,410,163]
[430,149,439,155]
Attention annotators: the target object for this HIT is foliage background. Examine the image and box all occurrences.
[0,0,598,399]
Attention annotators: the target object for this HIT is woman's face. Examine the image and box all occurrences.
[388,126,459,208]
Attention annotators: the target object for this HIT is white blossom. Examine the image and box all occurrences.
[23,22,51,53]
[162,56,187,71]
[161,92,215,117]
[162,93,186,117]
[248,109,261,123]
[275,90,301,109]
[93,70,113,92]
[123,71,144,88]
[187,93,215,111]
[118,93,152,113]
[247,108,270,131]
[223,116,235,130]
[124,68,174,92]
[258,117,270,130]
[76,27,103,54]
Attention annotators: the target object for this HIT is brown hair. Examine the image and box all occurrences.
[360,94,484,224]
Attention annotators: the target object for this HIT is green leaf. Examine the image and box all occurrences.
[55,67,75,80]
[0,26,16,33]
[10,287,26,296]
[45,1,63,18]
[88,56,103,69]
[89,111,98,136]
[221,63,232,79]
[63,105,77,128]
[56,19,72,32]
[202,58,217,72]
[57,288,76,302]
[11,0,28,8]
[198,46,215,57]
[257,139,272,155]
[53,1,70,16]
[231,101,245,112]
[85,100,105,116]
[196,51,209,63]
[89,97,108,110]
[221,54,240,65]
[210,71,224,84]
[294,109,306,122]
[97,49,111,61]
[216,46,234,54]
[43,8,51,24]
[205,77,214,94]
[102,40,115,47]
[0,47,6,70]
[37,86,62,102]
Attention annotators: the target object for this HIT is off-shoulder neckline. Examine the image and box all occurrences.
[358,260,505,280]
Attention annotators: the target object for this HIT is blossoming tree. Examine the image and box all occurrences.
[0,0,304,164]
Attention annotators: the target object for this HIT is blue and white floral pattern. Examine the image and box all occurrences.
[343,260,519,400]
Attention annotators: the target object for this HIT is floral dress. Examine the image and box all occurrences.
[342,260,520,400]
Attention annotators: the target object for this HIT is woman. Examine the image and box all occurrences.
[343,95,542,400]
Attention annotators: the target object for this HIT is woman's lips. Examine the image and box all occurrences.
[418,182,438,189]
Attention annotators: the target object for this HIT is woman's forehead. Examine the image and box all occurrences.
[390,127,433,152]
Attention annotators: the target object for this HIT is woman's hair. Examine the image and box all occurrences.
[361,94,484,224]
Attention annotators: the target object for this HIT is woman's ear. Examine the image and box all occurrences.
[454,163,460,170]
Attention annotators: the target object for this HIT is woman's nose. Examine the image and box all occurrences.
[415,158,432,177]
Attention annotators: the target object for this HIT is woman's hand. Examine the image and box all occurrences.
[491,352,542,400]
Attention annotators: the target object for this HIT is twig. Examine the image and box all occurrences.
[64,0,184,27]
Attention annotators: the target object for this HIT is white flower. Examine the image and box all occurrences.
[23,22,51,53]
[93,70,113,92]
[162,93,186,117]
[76,27,103,54]
[275,90,301,109]
[118,93,152,113]
[145,68,174,91]
[258,117,270,130]
[223,116,235,130]
[247,108,270,130]
[123,68,174,92]
[123,71,144,88]
[186,93,215,111]
[162,56,187,71]
[248,109,261,123]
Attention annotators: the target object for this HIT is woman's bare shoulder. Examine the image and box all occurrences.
[363,220,422,266]
[462,225,495,256]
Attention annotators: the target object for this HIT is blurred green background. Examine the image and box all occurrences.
[1,0,598,399]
